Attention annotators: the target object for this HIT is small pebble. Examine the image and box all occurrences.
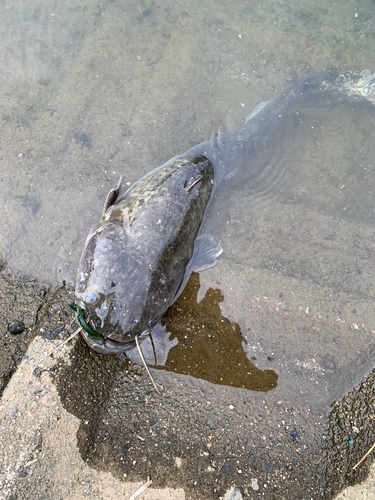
[251,478,259,491]
[221,466,232,474]
[8,321,26,334]
[324,357,336,371]
[44,325,64,340]
[338,418,346,430]
[288,426,299,441]
[224,486,244,499]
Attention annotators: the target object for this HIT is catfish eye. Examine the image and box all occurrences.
[85,293,97,303]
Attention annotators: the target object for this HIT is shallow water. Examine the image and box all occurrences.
[2,0,375,497]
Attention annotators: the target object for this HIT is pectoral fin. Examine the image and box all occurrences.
[174,234,223,301]
[188,233,223,273]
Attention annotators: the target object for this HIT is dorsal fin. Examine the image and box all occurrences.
[102,176,122,217]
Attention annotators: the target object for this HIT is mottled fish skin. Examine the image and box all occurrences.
[75,70,375,354]
[76,155,214,351]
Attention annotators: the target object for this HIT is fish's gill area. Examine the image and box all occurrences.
[2,0,375,499]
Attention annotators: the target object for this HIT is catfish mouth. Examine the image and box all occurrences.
[81,328,137,354]
[70,302,141,354]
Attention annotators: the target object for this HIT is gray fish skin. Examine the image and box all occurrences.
[76,155,214,352]
[75,70,375,354]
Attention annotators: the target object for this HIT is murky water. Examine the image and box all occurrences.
[2,0,375,497]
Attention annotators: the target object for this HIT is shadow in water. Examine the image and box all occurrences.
[157,272,278,391]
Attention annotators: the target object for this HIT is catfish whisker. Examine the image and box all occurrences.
[149,333,157,366]
[135,334,163,393]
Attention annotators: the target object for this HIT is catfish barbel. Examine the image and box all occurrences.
[73,70,375,359]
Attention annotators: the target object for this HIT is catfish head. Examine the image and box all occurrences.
[73,155,215,354]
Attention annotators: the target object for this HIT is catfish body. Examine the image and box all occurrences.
[74,70,375,353]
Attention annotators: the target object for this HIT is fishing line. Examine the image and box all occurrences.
[135,334,163,394]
